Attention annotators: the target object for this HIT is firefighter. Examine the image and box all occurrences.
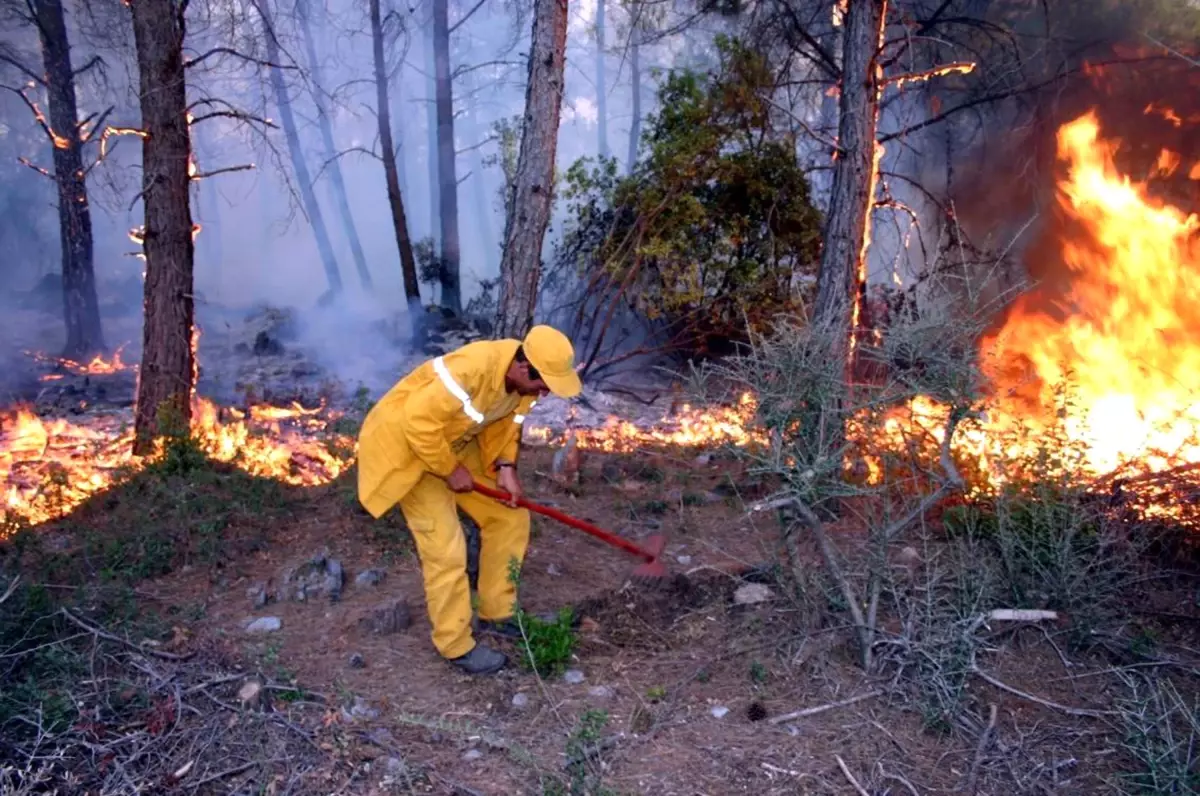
[356,325,582,675]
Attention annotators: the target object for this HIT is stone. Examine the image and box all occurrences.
[511,692,530,709]
[546,563,562,577]
[733,583,774,606]
[563,669,585,685]
[710,705,730,719]
[245,616,281,634]
[237,678,263,707]
[345,696,380,721]
[360,598,412,636]
[246,582,270,609]
[349,653,366,669]
[383,757,407,776]
[324,558,345,602]
[587,685,615,699]
[462,749,483,762]
[355,569,385,588]
[676,555,693,565]
[282,549,346,603]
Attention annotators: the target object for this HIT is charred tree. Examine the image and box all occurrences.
[129,0,195,455]
[595,0,607,158]
[257,0,343,301]
[370,0,422,323]
[432,0,462,314]
[813,0,886,361]
[296,0,372,290]
[494,0,568,339]
[31,0,105,360]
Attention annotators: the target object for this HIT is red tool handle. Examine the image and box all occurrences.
[471,481,656,562]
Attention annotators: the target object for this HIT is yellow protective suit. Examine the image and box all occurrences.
[357,339,538,659]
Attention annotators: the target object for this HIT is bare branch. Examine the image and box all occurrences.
[193,163,255,180]
[183,47,295,71]
[190,109,278,129]
[0,51,44,87]
[448,0,488,34]
[71,54,105,79]
[17,156,53,179]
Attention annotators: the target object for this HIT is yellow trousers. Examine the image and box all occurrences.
[397,445,530,659]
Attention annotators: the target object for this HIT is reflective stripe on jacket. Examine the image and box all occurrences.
[357,338,537,519]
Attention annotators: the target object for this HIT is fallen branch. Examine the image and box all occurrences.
[963,703,997,794]
[0,574,20,607]
[970,666,1114,718]
[768,689,884,725]
[60,608,194,661]
[834,754,870,796]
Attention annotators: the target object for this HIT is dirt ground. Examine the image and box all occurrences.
[8,444,1200,795]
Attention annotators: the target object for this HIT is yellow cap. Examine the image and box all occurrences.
[523,325,582,398]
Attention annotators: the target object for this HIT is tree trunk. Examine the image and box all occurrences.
[129,0,195,455]
[258,1,343,300]
[465,71,499,276]
[33,0,104,360]
[424,31,440,255]
[595,0,608,159]
[297,0,372,290]
[626,34,640,174]
[813,0,886,356]
[433,0,462,314]
[494,0,568,339]
[370,0,422,324]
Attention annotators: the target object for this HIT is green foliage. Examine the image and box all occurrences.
[542,709,619,796]
[514,606,578,678]
[556,36,822,357]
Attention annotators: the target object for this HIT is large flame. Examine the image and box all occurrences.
[2,398,352,527]
[976,110,1199,478]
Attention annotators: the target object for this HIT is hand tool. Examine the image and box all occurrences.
[472,481,668,580]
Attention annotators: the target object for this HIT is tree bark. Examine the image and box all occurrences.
[257,0,343,300]
[595,0,608,158]
[32,0,105,360]
[296,0,372,290]
[813,0,886,364]
[433,0,462,314]
[129,0,195,455]
[424,30,440,254]
[626,33,640,174]
[494,0,568,339]
[370,0,422,323]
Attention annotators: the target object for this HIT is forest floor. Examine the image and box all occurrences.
[4,441,1199,795]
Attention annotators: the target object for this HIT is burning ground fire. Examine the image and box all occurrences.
[26,346,134,381]
[2,109,1197,529]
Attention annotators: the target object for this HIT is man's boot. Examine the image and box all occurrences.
[448,643,507,675]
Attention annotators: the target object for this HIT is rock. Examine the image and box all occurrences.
[246,582,270,608]
[349,653,366,669]
[383,757,407,776]
[546,563,562,577]
[360,598,412,635]
[345,696,380,721]
[245,616,281,633]
[733,583,774,606]
[587,685,615,699]
[563,669,586,685]
[282,549,345,603]
[710,705,730,719]
[462,749,484,762]
[237,678,263,707]
[694,453,712,466]
[511,692,530,709]
[676,555,693,565]
[355,569,385,588]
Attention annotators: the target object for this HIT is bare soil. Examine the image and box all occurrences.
[8,445,1200,795]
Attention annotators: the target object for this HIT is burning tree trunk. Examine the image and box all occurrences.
[494,0,568,339]
[32,0,105,360]
[595,0,607,158]
[370,0,422,322]
[129,0,195,455]
[257,0,343,301]
[296,0,373,290]
[432,0,462,315]
[813,0,886,367]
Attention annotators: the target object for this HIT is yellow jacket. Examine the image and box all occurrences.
[357,338,536,519]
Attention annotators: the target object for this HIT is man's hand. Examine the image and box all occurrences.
[446,464,474,493]
[496,465,523,507]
